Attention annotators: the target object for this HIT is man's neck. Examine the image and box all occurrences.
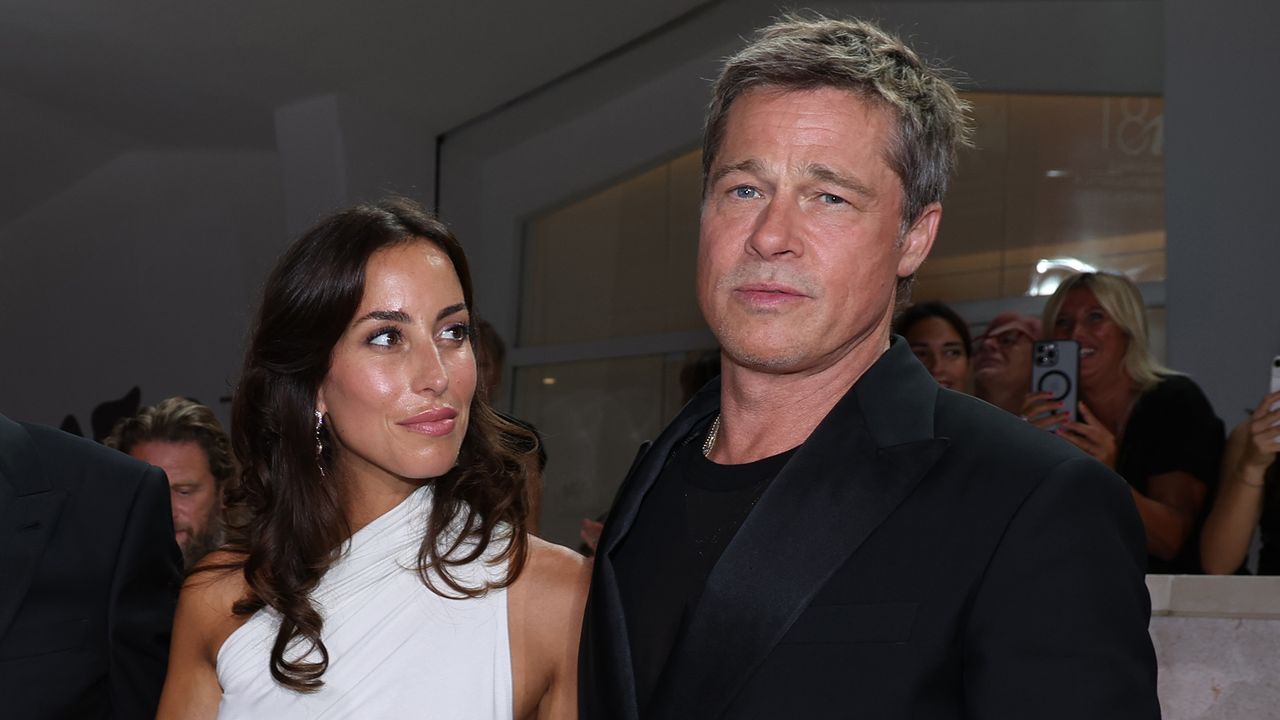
[707,332,890,465]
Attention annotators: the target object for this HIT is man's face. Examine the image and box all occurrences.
[129,440,223,568]
[698,87,938,374]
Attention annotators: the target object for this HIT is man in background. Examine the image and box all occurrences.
[0,412,181,718]
[106,397,234,569]
[973,311,1042,415]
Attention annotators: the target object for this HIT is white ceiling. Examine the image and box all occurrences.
[0,0,712,224]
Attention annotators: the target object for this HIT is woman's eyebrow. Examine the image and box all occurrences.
[354,309,411,325]
[436,303,467,321]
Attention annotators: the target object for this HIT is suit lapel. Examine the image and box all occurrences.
[647,339,949,719]
[0,416,67,641]
[581,379,720,720]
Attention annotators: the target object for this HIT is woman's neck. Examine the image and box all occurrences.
[1082,374,1136,435]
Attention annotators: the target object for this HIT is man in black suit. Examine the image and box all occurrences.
[579,14,1159,719]
[0,413,182,719]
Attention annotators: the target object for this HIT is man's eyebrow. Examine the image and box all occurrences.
[708,159,764,188]
[805,163,876,200]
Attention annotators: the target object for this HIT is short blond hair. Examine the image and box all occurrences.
[1041,272,1172,393]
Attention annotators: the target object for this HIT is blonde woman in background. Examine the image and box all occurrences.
[1023,271,1224,573]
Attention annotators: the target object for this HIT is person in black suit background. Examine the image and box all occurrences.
[578,13,1159,719]
[0,412,182,719]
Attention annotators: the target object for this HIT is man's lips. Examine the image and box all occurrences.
[734,282,808,305]
[398,407,458,437]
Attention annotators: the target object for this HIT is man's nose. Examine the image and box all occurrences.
[746,197,803,259]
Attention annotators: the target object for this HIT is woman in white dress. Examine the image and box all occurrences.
[156,198,590,719]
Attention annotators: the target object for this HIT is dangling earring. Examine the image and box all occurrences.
[314,410,327,477]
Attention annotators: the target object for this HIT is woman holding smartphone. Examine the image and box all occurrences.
[1023,271,1224,573]
[1201,391,1280,574]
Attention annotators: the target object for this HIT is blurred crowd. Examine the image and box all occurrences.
[896,271,1279,576]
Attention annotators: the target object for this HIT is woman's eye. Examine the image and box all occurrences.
[731,186,761,199]
[1087,310,1107,323]
[944,348,963,359]
[367,328,402,347]
[440,323,470,343]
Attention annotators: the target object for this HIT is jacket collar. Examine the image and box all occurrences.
[0,413,50,496]
[0,414,67,642]
[603,336,949,719]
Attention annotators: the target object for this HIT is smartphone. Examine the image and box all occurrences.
[1031,340,1079,428]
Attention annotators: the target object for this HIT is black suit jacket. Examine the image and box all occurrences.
[0,414,182,719]
[580,338,1159,719]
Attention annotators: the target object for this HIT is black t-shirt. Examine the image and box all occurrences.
[1116,375,1225,573]
[614,434,795,714]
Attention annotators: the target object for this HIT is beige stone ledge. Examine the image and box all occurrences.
[1147,574,1280,619]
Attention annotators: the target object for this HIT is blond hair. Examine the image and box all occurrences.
[1041,271,1173,393]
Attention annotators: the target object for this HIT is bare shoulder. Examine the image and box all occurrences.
[507,537,590,720]
[156,551,252,720]
[510,537,590,625]
[179,551,252,657]
[522,536,591,592]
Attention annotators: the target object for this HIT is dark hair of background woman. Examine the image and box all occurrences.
[893,300,974,357]
[218,197,537,692]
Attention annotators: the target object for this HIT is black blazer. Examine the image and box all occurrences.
[0,414,182,719]
[580,339,1159,719]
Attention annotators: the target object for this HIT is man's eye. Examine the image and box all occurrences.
[367,328,401,347]
[819,192,846,205]
[731,186,760,199]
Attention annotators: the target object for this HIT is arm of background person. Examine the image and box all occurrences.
[964,456,1159,719]
[107,464,184,719]
[1131,470,1207,562]
[1201,396,1280,574]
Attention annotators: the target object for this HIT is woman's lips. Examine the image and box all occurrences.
[398,407,458,437]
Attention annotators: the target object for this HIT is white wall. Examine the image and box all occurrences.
[1164,0,1280,424]
[0,150,286,430]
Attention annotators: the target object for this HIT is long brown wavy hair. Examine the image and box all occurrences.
[222,197,535,691]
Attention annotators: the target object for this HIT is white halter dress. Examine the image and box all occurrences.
[215,485,513,719]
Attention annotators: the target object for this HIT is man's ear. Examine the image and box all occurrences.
[897,202,942,278]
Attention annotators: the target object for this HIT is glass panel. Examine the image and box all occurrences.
[919,93,1165,302]
[513,351,712,546]
[519,149,706,347]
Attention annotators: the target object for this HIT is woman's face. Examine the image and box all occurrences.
[316,240,476,486]
[906,316,970,390]
[1050,287,1129,389]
